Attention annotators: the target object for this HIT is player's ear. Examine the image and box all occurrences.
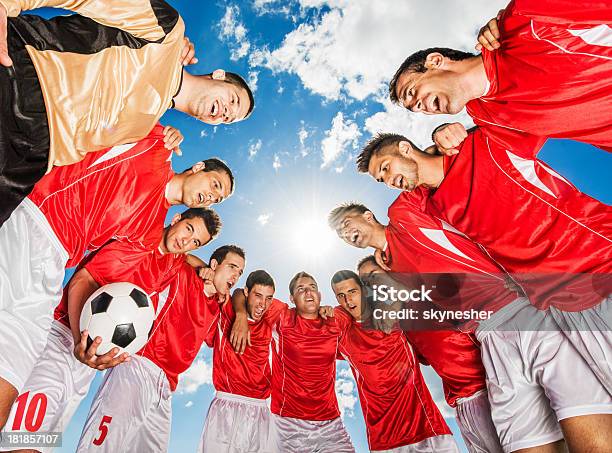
[363,210,375,223]
[191,161,205,173]
[209,259,218,270]
[171,213,182,225]
[242,287,249,298]
[212,69,226,81]
[398,141,414,158]
[425,52,444,69]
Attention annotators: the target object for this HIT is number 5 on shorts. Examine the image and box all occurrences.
[93,415,112,445]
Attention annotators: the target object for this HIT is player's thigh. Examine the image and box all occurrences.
[559,414,612,453]
[455,391,502,453]
[512,440,566,453]
[130,383,172,452]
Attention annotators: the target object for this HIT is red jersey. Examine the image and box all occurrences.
[212,299,286,399]
[334,307,451,450]
[425,128,612,310]
[29,124,173,267]
[385,193,495,406]
[54,241,185,329]
[466,0,612,151]
[140,261,221,391]
[270,306,344,421]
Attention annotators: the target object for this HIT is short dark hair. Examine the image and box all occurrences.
[389,47,475,103]
[357,255,377,272]
[210,245,245,265]
[246,269,275,291]
[179,208,222,240]
[289,271,316,296]
[225,72,255,118]
[184,158,235,195]
[356,132,413,173]
[331,270,362,288]
[328,202,378,231]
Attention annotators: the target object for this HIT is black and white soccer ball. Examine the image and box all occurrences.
[79,282,155,355]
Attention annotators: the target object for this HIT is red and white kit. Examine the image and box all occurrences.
[76,260,220,452]
[0,125,173,392]
[3,241,185,444]
[334,307,459,452]
[198,299,286,453]
[466,0,612,151]
[270,305,355,453]
[386,192,508,452]
[423,128,612,451]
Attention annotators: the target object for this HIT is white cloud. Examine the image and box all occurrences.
[298,121,310,156]
[185,400,194,408]
[253,0,292,16]
[257,213,272,225]
[336,365,358,418]
[253,0,505,101]
[273,154,282,171]
[249,139,263,161]
[321,112,361,168]
[219,5,252,61]
[248,70,260,92]
[176,357,213,394]
[199,130,207,138]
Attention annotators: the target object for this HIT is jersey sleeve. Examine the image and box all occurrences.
[509,0,612,25]
[333,306,353,336]
[84,240,152,287]
[472,125,547,160]
[0,0,182,42]
[264,299,288,328]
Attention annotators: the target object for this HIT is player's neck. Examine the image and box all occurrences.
[459,55,488,101]
[165,174,187,205]
[298,310,318,320]
[173,71,202,113]
[371,224,387,251]
[412,152,444,189]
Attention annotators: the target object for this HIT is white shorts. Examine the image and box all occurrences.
[3,321,96,451]
[477,299,612,452]
[75,355,171,453]
[372,434,458,452]
[550,296,612,395]
[198,391,275,453]
[455,390,503,453]
[272,415,355,453]
[0,199,68,391]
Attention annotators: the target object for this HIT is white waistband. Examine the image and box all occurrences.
[20,198,69,263]
[215,391,269,406]
[475,297,531,341]
[455,388,487,406]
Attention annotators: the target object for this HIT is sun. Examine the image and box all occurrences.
[290,217,337,260]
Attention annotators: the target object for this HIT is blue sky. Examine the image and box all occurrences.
[30,1,612,451]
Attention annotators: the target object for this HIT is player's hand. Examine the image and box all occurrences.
[162,125,184,156]
[198,266,215,282]
[180,37,198,66]
[74,331,130,370]
[433,122,467,156]
[475,10,503,51]
[374,249,391,272]
[230,313,251,354]
[318,305,334,319]
[0,5,12,67]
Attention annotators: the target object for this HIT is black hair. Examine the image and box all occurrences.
[331,270,363,288]
[210,244,245,265]
[289,271,316,296]
[356,132,414,173]
[328,202,378,231]
[245,269,275,291]
[179,208,222,240]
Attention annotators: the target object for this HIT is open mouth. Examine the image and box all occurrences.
[350,231,360,244]
[210,99,220,118]
[347,302,357,311]
[393,175,404,189]
[174,238,180,250]
[198,193,204,204]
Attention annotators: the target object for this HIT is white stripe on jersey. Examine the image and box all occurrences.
[418,228,474,262]
[531,20,612,61]
[88,143,138,168]
[506,150,557,198]
[569,25,612,47]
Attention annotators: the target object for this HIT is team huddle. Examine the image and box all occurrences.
[0,0,610,452]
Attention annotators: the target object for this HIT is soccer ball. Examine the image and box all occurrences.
[79,282,155,356]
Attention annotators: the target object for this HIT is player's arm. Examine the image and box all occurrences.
[229,288,251,354]
[475,10,503,52]
[68,268,130,370]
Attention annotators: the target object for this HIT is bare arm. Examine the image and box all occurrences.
[229,288,250,354]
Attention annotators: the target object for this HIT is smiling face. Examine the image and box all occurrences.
[182,169,232,207]
[332,278,363,320]
[245,284,274,322]
[367,143,419,191]
[191,73,251,125]
[290,276,321,317]
[212,252,245,297]
[162,216,211,254]
[394,62,467,115]
[336,210,377,249]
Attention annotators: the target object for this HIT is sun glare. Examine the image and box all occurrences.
[290,217,337,260]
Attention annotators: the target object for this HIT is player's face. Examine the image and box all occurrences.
[368,146,419,191]
[336,212,375,249]
[394,67,465,115]
[291,277,321,316]
[183,170,232,207]
[192,80,250,125]
[163,217,211,254]
[213,252,245,296]
[332,278,363,320]
[246,284,274,322]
